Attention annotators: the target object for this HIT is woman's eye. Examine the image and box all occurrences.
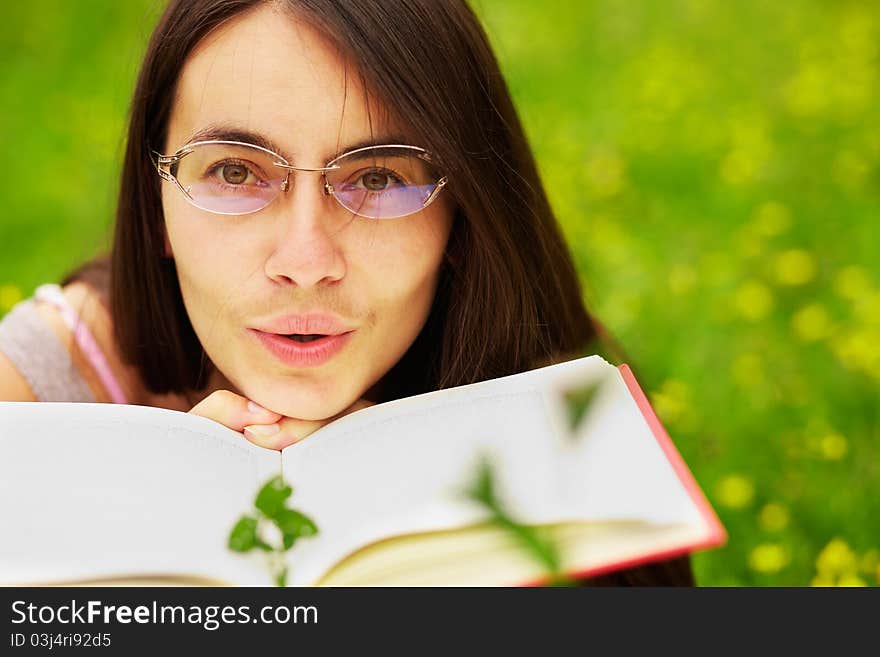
[204,160,263,186]
[221,163,250,185]
[358,170,402,191]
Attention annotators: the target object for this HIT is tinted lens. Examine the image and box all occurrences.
[173,143,286,214]
[326,146,444,219]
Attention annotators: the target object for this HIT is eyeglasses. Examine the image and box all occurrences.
[153,140,448,219]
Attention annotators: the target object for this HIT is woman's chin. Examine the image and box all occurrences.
[249,385,355,423]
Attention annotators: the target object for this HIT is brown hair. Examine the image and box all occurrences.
[64,0,691,585]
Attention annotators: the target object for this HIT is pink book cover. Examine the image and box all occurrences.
[521,363,727,586]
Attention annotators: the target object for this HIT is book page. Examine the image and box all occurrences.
[280,356,618,586]
[546,369,705,526]
[0,402,279,586]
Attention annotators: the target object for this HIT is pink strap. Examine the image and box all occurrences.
[34,284,129,404]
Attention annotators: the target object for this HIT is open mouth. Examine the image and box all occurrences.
[282,334,328,343]
[250,328,355,367]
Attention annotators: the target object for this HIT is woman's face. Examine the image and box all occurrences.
[162,6,453,420]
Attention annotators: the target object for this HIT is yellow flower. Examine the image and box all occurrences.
[837,574,867,587]
[833,265,873,301]
[0,283,23,313]
[830,328,880,374]
[715,474,755,510]
[748,543,789,574]
[791,303,833,342]
[810,574,835,587]
[750,201,792,237]
[859,549,879,575]
[818,433,848,460]
[720,149,760,185]
[649,379,690,424]
[733,280,774,321]
[774,249,817,286]
[759,503,790,532]
[816,539,858,578]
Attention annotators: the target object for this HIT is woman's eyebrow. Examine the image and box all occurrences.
[186,124,412,161]
[338,134,411,155]
[186,125,289,158]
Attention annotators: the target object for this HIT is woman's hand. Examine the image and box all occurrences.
[189,390,375,450]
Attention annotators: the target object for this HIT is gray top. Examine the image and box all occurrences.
[0,298,96,402]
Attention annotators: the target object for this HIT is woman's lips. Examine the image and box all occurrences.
[249,329,355,368]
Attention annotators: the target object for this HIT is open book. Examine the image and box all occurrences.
[0,355,725,586]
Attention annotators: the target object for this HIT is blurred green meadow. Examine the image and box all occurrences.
[2,0,878,586]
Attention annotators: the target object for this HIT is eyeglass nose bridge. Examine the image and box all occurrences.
[272,162,341,194]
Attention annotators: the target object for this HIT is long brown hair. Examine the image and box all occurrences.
[64,0,691,585]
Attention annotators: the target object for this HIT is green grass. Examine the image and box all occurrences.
[2,0,878,586]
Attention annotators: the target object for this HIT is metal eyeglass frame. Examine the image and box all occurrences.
[153,139,449,218]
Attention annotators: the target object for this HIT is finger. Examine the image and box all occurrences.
[243,416,328,450]
[241,397,378,450]
[189,389,282,432]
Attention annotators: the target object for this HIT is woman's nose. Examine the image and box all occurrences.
[262,177,347,288]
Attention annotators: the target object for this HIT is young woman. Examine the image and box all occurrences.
[0,0,693,585]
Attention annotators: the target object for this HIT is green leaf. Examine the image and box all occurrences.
[229,474,320,586]
[464,456,569,584]
[495,516,562,575]
[255,475,292,519]
[228,515,259,552]
[466,456,496,509]
[562,379,602,435]
[274,508,319,549]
